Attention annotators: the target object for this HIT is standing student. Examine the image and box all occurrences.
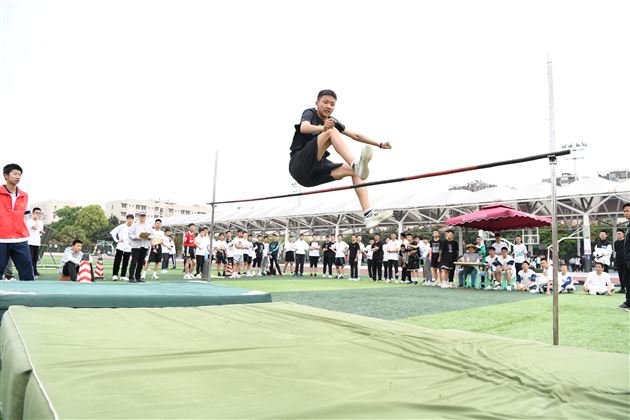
[348,234,361,281]
[438,229,458,288]
[27,207,44,278]
[421,237,432,285]
[593,230,613,272]
[231,230,246,278]
[261,235,270,276]
[194,227,210,279]
[387,233,402,282]
[618,203,630,311]
[294,234,308,276]
[147,219,165,280]
[213,232,228,277]
[322,235,335,278]
[161,228,174,272]
[0,163,34,280]
[308,238,321,277]
[225,231,234,275]
[110,214,134,281]
[182,224,197,279]
[614,229,626,294]
[283,236,296,276]
[491,233,507,255]
[429,230,442,286]
[370,234,383,281]
[242,232,253,276]
[268,233,282,276]
[128,213,152,283]
[366,238,374,279]
[512,236,528,282]
[331,234,349,279]
[290,90,393,229]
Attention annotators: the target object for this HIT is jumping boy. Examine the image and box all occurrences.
[290,90,393,229]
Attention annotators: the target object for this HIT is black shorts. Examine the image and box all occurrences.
[243,254,252,264]
[430,254,440,268]
[227,256,234,265]
[407,257,420,270]
[335,257,345,267]
[148,249,162,263]
[289,139,343,187]
[285,251,295,262]
[440,262,455,270]
[185,246,196,259]
[309,256,319,267]
[216,252,226,264]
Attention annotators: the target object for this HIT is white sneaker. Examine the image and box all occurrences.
[328,275,333,279]
[505,286,512,291]
[493,285,502,290]
[365,210,393,229]
[121,276,129,282]
[112,275,119,281]
[161,269,168,273]
[141,271,146,280]
[353,145,373,180]
[152,272,159,280]
[195,274,202,279]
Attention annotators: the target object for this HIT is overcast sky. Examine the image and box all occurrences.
[1,0,628,212]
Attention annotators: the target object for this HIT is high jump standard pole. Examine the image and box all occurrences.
[547,54,560,346]
[207,150,219,281]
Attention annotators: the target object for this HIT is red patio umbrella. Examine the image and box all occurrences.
[445,204,551,231]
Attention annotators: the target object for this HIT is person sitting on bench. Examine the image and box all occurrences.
[59,239,84,281]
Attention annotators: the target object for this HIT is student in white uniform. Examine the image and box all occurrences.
[161,228,175,273]
[293,233,309,276]
[110,214,134,281]
[492,247,515,290]
[331,235,349,279]
[213,232,228,277]
[27,207,44,278]
[308,238,321,277]
[515,260,537,292]
[282,236,296,275]
[484,247,498,289]
[558,263,576,293]
[194,228,210,279]
[583,262,613,295]
[512,236,528,282]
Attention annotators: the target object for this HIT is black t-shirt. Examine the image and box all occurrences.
[323,241,336,256]
[439,240,458,264]
[254,242,264,257]
[290,108,346,153]
[371,241,384,259]
[349,242,361,259]
[430,239,442,255]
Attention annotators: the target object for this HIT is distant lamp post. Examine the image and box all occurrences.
[561,141,588,179]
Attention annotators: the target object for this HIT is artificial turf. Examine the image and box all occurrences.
[17,260,630,354]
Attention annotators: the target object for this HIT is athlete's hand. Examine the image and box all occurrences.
[380,142,392,149]
[323,118,336,131]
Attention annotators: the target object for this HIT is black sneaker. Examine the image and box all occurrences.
[129,278,137,283]
[617,303,630,311]
[137,278,145,283]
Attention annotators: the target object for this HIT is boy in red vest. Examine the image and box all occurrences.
[0,163,34,280]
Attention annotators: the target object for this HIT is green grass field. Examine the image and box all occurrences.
[19,257,630,354]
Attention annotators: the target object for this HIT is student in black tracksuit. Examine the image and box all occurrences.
[371,234,383,281]
[614,229,626,294]
[322,235,335,276]
[348,235,361,280]
[619,203,630,311]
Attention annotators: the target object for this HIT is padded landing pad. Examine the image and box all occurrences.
[1,303,628,419]
[0,281,270,318]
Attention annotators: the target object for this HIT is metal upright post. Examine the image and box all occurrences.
[207,151,219,281]
[548,55,560,345]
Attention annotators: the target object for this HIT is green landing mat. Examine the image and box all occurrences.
[1,303,628,419]
[0,281,271,321]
